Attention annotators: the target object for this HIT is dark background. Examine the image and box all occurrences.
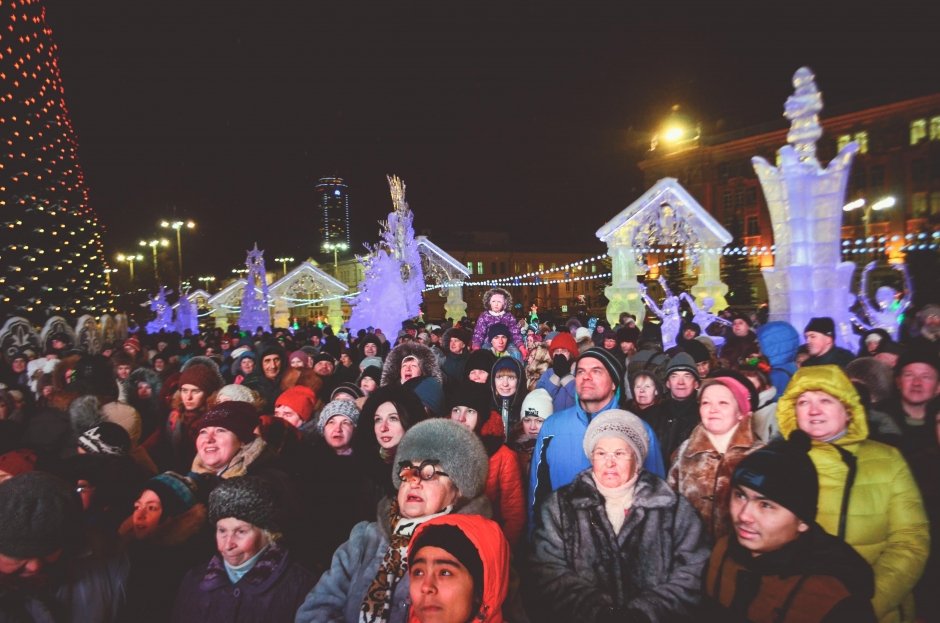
[42,1,940,279]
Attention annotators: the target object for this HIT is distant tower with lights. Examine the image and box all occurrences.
[0,0,113,320]
[315,177,351,250]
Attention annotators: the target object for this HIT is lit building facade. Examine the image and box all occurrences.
[315,177,351,249]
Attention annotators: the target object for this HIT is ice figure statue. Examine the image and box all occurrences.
[348,175,426,337]
[680,292,730,348]
[239,244,271,333]
[853,261,912,340]
[752,67,859,347]
[639,276,682,350]
[145,286,174,333]
[174,291,199,335]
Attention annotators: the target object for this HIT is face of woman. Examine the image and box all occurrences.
[215,517,268,566]
[400,358,422,383]
[699,383,743,436]
[274,404,303,428]
[195,426,242,471]
[132,489,163,539]
[324,416,355,454]
[632,376,657,408]
[180,384,206,411]
[374,401,405,450]
[363,342,379,357]
[449,406,479,431]
[795,390,850,441]
[590,437,636,489]
[340,353,353,367]
[239,358,254,375]
[360,376,378,394]
[397,464,459,518]
[494,372,518,397]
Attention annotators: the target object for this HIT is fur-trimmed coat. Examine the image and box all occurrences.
[380,342,443,388]
[667,422,763,540]
[295,495,491,623]
[528,469,710,622]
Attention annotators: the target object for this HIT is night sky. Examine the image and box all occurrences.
[41,1,940,281]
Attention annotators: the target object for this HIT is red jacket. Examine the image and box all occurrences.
[480,412,526,547]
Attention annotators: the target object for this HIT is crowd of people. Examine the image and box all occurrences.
[0,286,938,623]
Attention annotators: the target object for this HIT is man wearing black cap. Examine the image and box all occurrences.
[528,347,665,530]
[802,316,855,368]
[656,351,702,462]
[704,432,876,622]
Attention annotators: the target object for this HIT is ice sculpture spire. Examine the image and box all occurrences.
[752,67,859,346]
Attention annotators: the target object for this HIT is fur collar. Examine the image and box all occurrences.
[119,502,207,547]
[680,421,756,458]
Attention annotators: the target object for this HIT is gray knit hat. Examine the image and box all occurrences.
[317,399,361,433]
[216,383,258,404]
[0,472,81,558]
[582,409,649,465]
[392,418,488,499]
[208,476,280,532]
[666,352,700,382]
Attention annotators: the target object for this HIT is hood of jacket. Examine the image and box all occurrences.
[488,357,526,410]
[381,342,444,387]
[756,321,801,368]
[407,514,509,623]
[776,365,868,445]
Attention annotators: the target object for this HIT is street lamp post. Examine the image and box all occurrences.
[103,268,117,289]
[116,253,144,283]
[275,256,295,276]
[161,220,195,287]
[322,241,348,272]
[843,196,896,259]
[197,275,216,290]
[139,239,170,283]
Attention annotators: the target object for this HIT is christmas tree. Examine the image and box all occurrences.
[0,0,112,321]
[239,244,271,333]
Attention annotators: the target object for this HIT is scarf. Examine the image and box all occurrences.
[224,543,270,584]
[190,436,267,478]
[592,471,638,535]
[359,501,452,623]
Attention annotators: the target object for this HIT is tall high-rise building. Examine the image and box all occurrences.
[315,177,350,250]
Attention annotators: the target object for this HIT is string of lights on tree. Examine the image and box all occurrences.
[0,0,113,320]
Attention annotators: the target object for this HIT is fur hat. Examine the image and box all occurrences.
[100,401,143,445]
[520,388,553,420]
[577,347,625,390]
[0,472,81,558]
[145,471,197,519]
[804,317,835,338]
[216,383,258,404]
[275,385,318,422]
[448,327,472,347]
[381,342,443,387]
[733,430,818,522]
[666,352,699,382]
[393,419,488,499]
[208,476,280,532]
[317,399,361,433]
[179,356,225,395]
[195,401,260,443]
[78,422,131,456]
[486,323,511,341]
[582,409,649,465]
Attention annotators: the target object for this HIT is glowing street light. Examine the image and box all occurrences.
[116,252,144,282]
[139,239,170,282]
[103,268,118,289]
[197,275,216,289]
[275,256,295,276]
[843,195,896,256]
[650,105,700,152]
[322,241,348,271]
[161,219,196,287]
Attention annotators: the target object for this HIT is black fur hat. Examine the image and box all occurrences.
[208,476,280,532]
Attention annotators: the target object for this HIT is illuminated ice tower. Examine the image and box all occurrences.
[0,0,113,320]
[316,177,351,251]
[752,67,859,346]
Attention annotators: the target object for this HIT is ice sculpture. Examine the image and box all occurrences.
[853,261,912,340]
[174,292,199,335]
[680,292,730,348]
[752,67,859,347]
[639,276,682,350]
[348,175,426,337]
[146,286,174,333]
[239,244,272,333]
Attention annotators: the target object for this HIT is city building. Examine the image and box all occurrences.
[315,176,351,251]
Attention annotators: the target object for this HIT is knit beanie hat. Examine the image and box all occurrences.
[666,352,700,382]
[359,356,384,372]
[313,352,336,365]
[520,388,553,420]
[393,419,488,499]
[804,317,835,337]
[486,323,511,340]
[288,350,309,366]
[466,349,497,375]
[358,365,383,386]
[410,522,484,591]
[681,339,710,365]
[208,475,281,532]
[216,383,258,404]
[318,399,361,433]
[331,382,365,401]
[700,370,759,415]
[447,382,492,428]
[145,471,198,520]
[733,430,818,523]
[78,422,132,456]
[577,347,625,390]
[179,358,224,395]
[895,348,940,377]
[574,327,592,344]
[100,401,143,445]
[448,327,472,347]
[195,401,260,443]
[275,385,317,423]
[548,332,579,360]
[0,472,81,558]
[123,336,142,354]
[582,409,649,465]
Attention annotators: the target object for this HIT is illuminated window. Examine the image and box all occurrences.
[592,264,597,273]
[912,192,928,218]
[931,192,940,216]
[853,131,868,154]
[836,134,852,152]
[466,262,473,274]
[910,119,927,145]
[930,116,940,141]
[538,263,545,272]
[476,261,483,274]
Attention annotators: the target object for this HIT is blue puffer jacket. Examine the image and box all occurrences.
[527,396,665,530]
[756,321,800,398]
[535,367,577,413]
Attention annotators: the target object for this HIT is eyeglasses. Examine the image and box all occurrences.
[398,459,449,482]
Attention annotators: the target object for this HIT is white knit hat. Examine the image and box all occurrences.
[520,388,553,420]
[582,409,649,465]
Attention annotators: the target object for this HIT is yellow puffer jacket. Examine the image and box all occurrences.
[777,365,930,623]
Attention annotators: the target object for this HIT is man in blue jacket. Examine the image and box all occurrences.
[528,347,665,531]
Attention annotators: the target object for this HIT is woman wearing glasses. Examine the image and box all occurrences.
[296,418,490,623]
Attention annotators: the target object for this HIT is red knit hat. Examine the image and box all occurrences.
[179,363,223,395]
[275,386,317,423]
[548,332,579,360]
